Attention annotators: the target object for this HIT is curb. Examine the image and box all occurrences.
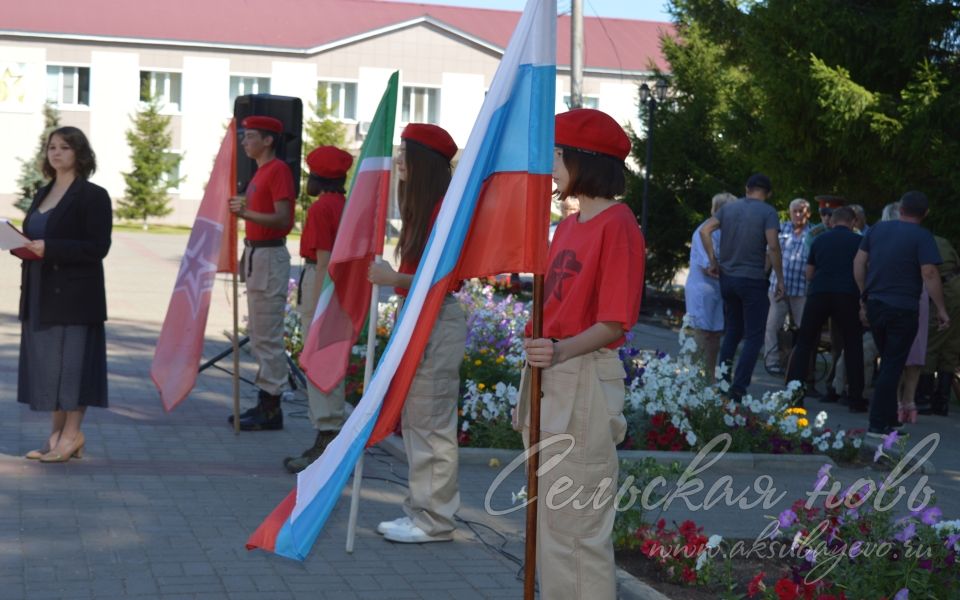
[617,568,672,600]
[378,435,836,470]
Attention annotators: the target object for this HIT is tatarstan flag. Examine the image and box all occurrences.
[299,72,397,393]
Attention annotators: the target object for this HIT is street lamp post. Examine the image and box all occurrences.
[638,80,668,236]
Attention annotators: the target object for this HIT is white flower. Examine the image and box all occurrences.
[695,552,709,571]
[511,486,528,505]
[685,430,697,447]
[723,414,735,427]
[706,534,722,549]
[832,439,844,450]
[815,411,828,428]
[801,428,812,438]
[853,438,862,449]
[734,414,746,427]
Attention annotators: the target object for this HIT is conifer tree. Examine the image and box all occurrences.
[118,93,182,229]
[14,103,60,213]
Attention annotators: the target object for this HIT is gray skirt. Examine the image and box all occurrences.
[17,260,108,411]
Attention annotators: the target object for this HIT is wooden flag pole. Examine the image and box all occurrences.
[523,274,545,599]
[346,258,383,553]
[232,215,241,434]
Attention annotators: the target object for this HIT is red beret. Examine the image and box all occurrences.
[401,123,458,161]
[306,146,353,179]
[555,108,631,161]
[815,195,845,208]
[241,115,283,134]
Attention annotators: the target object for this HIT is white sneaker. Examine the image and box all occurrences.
[382,521,452,544]
[376,516,412,536]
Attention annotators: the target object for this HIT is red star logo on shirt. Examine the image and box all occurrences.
[544,249,582,301]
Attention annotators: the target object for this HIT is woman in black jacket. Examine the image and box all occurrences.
[19,126,112,462]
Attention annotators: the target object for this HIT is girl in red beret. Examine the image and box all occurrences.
[518,108,645,599]
[367,123,466,544]
[284,146,354,473]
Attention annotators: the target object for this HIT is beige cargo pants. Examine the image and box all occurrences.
[401,295,467,537]
[243,245,291,396]
[516,348,627,600]
[297,266,346,431]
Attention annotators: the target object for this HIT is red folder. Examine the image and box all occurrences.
[4,222,40,260]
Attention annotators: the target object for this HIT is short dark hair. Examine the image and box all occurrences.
[556,146,626,200]
[307,174,347,195]
[246,128,280,151]
[831,206,854,224]
[42,126,97,179]
[899,191,928,217]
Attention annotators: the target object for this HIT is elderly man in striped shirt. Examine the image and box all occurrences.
[764,198,811,373]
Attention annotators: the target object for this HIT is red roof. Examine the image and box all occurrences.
[1,0,673,73]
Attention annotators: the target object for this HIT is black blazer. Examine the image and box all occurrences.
[19,178,113,325]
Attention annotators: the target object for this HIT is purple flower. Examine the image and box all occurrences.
[894,588,909,600]
[849,540,863,558]
[895,522,917,543]
[778,509,798,528]
[813,464,832,491]
[945,533,960,551]
[920,507,942,526]
[883,430,900,450]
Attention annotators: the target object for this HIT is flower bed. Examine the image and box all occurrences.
[615,432,959,599]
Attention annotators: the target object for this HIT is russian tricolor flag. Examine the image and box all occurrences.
[247,0,556,560]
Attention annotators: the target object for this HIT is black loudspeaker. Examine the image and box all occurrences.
[233,94,303,196]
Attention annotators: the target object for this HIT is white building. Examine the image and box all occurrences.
[0,0,673,224]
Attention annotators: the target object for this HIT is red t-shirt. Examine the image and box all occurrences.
[300,192,345,259]
[245,158,295,241]
[395,201,461,297]
[526,203,645,348]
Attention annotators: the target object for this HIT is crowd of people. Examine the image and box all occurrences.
[686,176,959,437]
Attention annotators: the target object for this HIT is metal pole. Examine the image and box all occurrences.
[346,262,382,553]
[523,274,545,600]
[570,0,584,109]
[640,99,655,236]
[232,218,241,434]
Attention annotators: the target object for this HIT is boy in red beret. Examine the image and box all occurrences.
[228,115,295,430]
[284,146,353,472]
[518,108,645,599]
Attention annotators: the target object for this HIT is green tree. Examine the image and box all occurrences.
[14,103,60,213]
[629,0,960,284]
[118,93,182,228]
[297,85,350,227]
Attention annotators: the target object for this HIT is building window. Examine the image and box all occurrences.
[140,71,182,111]
[229,76,270,106]
[563,95,599,109]
[317,80,357,120]
[402,86,440,124]
[46,66,90,107]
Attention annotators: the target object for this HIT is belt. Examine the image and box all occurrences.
[943,271,960,284]
[303,258,317,265]
[244,238,286,248]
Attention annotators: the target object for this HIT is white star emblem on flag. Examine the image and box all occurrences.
[173,217,222,318]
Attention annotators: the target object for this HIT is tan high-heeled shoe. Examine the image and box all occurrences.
[39,433,85,463]
[26,435,59,459]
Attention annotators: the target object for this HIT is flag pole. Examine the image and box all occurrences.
[524,274,544,599]
[232,215,241,434]
[346,259,382,553]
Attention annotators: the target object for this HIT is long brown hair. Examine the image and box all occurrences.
[42,126,97,179]
[396,140,452,264]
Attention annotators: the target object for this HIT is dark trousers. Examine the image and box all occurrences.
[786,293,864,402]
[719,274,770,397]
[866,300,919,430]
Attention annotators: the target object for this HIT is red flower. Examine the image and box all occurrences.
[775,578,800,600]
[681,566,696,584]
[747,572,766,598]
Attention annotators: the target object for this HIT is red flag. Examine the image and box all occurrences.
[300,73,397,393]
[151,120,237,411]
